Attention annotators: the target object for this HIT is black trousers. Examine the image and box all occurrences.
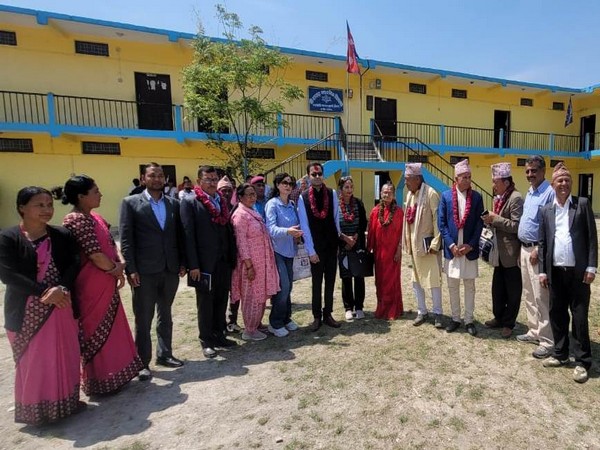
[341,276,365,311]
[132,271,180,367]
[549,267,592,369]
[310,248,338,318]
[491,263,522,328]
[196,260,231,348]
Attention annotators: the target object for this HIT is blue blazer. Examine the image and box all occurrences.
[438,188,484,261]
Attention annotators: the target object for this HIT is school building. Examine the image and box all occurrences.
[1,4,600,228]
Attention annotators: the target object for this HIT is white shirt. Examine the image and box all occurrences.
[552,196,575,267]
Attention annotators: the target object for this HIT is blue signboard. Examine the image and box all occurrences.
[308,87,344,113]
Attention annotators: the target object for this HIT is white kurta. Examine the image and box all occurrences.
[444,188,478,280]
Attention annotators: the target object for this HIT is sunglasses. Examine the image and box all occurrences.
[279,180,293,186]
[310,172,323,178]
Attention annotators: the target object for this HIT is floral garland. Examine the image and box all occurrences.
[405,204,417,224]
[452,184,472,230]
[493,185,514,214]
[308,185,329,220]
[194,186,230,225]
[339,195,356,222]
[378,200,397,227]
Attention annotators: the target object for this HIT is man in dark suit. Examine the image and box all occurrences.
[120,162,186,380]
[438,159,484,336]
[539,162,597,383]
[180,165,237,359]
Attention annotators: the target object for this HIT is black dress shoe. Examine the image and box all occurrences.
[202,347,218,358]
[215,336,238,348]
[309,318,322,332]
[465,323,477,337]
[156,356,184,368]
[446,320,461,333]
[323,314,341,328]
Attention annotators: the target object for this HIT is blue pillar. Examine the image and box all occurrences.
[334,116,341,135]
[174,105,184,144]
[585,132,590,151]
[549,133,555,152]
[47,93,59,137]
[440,124,446,146]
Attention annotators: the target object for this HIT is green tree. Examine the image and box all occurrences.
[182,5,304,181]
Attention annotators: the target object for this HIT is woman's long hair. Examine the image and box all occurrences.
[268,172,291,200]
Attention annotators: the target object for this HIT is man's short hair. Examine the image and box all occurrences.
[142,162,161,175]
[306,162,323,175]
[525,155,546,169]
[198,165,217,178]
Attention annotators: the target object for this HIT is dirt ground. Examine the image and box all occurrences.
[1,246,600,449]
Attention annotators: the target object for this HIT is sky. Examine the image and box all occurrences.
[3,0,598,88]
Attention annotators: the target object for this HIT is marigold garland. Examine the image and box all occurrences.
[308,185,329,219]
[339,195,356,222]
[452,184,472,230]
[378,200,397,227]
[194,186,230,225]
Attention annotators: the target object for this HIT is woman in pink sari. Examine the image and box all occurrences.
[0,187,83,425]
[231,183,280,341]
[62,175,142,395]
[367,182,404,320]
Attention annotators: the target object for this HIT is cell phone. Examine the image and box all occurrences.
[481,210,489,216]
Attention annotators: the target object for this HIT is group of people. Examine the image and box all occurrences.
[0,155,596,427]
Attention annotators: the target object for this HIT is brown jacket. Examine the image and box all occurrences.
[489,189,523,268]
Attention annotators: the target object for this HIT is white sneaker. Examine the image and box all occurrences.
[242,330,267,341]
[345,310,354,321]
[268,325,289,337]
[285,320,299,331]
[355,310,365,319]
[226,323,242,333]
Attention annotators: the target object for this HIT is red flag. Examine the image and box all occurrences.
[346,21,360,74]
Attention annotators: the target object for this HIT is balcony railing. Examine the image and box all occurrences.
[0,90,591,155]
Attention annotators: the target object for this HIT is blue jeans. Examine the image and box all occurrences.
[270,252,294,329]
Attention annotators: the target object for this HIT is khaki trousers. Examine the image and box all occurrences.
[447,277,475,324]
[520,246,553,348]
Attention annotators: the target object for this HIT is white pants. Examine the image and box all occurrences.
[447,277,475,324]
[413,282,443,315]
[520,246,553,348]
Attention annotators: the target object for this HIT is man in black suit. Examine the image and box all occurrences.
[539,162,597,383]
[120,162,186,380]
[180,165,237,358]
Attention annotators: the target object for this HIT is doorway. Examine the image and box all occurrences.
[578,173,593,204]
[134,72,174,131]
[374,171,391,205]
[580,114,596,151]
[493,110,510,148]
[374,97,397,140]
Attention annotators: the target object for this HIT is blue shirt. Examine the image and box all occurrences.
[517,179,555,243]
[209,192,221,213]
[144,189,166,230]
[265,197,299,258]
[254,198,266,221]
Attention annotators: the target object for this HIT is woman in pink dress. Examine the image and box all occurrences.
[0,187,83,425]
[62,175,142,395]
[367,182,404,319]
[230,183,280,341]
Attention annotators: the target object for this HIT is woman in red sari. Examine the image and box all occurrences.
[0,187,83,425]
[62,175,142,395]
[367,182,404,319]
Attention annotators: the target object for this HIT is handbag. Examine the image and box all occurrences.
[340,248,374,278]
[293,243,312,281]
[479,226,499,267]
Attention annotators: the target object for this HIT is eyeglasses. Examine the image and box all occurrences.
[253,183,265,187]
[279,180,293,186]
[310,172,323,178]
[202,178,219,184]
[244,191,257,197]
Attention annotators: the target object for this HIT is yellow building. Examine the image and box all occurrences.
[1,5,600,228]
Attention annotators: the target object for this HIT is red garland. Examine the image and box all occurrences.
[493,186,514,214]
[452,184,472,230]
[308,185,329,220]
[405,205,417,224]
[194,186,230,225]
[339,195,356,222]
[378,201,397,227]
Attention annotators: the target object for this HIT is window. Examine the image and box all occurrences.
[452,89,467,99]
[517,158,527,167]
[306,71,328,82]
[550,159,563,168]
[553,102,565,111]
[75,40,109,57]
[409,83,427,95]
[0,138,33,152]
[82,142,121,155]
[306,150,331,161]
[246,148,275,159]
[520,98,533,107]
[450,156,468,165]
[407,154,428,163]
[0,30,17,46]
